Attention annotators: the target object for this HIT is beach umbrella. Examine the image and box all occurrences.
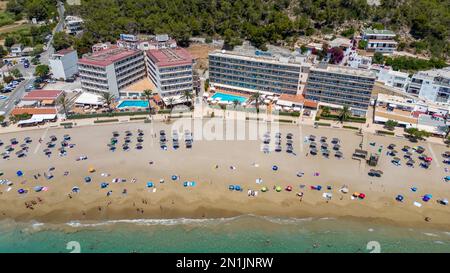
[88,167,96,173]
[147,182,154,188]
[335,151,343,158]
[228,185,235,190]
[72,187,80,193]
[352,192,360,198]
[16,170,23,177]
[235,185,242,191]
[396,195,404,202]
[439,199,448,205]
[425,157,433,162]
[101,183,108,189]
[18,189,26,194]
[171,175,178,181]
[333,144,340,150]
[34,186,44,192]
[261,187,268,192]
[316,185,322,191]
[285,185,293,191]
[358,193,366,199]
[275,186,282,192]
[84,176,92,183]
[0,171,3,176]
[272,165,278,171]
[331,138,340,144]
[340,187,349,194]
[444,176,450,182]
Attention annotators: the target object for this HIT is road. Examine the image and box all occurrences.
[0,1,66,117]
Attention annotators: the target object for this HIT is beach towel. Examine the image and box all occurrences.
[413,201,422,208]
[256,178,263,184]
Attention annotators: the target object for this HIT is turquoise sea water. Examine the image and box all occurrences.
[117,100,149,109]
[211,93,248,103]
[0,215,449,253]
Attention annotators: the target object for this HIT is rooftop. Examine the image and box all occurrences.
[78,46,142,67]
[22,90,63,101]
[278,94,319,108]
[415,67,450,79]
[210,42,308,66]
[122,77,156,93]
[146,47,193,67]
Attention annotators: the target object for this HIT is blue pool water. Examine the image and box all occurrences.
[117,100,149,108]
[211,92,247,103]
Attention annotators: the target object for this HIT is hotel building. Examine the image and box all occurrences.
[361,29,397,54]
[208,47,309,96]
[305,63,376,115]
[78,46,146,97]
[64,16,83,35]
[145,47,193,103]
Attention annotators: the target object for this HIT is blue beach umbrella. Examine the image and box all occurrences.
[396,195,404,202]
[272,165,278,171]
[316,185,322,191]
[228,185,235,190]
[18,189,26,194]
[16,170,23,177]
[101,183,108,189]
[147,182,154,188]
[183,181,188,187]
[171,175,178,181]
[84,176,91,183]
[235,185,242,191]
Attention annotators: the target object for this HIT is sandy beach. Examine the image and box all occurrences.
[0,119,449,230]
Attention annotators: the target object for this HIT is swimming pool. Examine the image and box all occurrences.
[211,92,247,103]
[117,100,149,109]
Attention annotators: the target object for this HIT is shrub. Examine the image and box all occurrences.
[93,119,119,123]
[343,125,359,130]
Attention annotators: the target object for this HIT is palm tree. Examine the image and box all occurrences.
[338,105,350,123]
[101,92,115,112]
[57,92,69,116]
[181,90,194,106]
[142,89,153,116]
[249,92,263,113]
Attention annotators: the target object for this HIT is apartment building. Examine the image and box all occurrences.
[208,45,310,96]
[64,16,83,35]
[371,65,410,92]
[361,29,397,54]
[407,67,450,104]
[145,47,193,102]
[49,49,79,80]
[305,63,376,116]
[78,46,146,97]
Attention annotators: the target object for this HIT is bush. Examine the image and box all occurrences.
[68,111,150,119]
[275,119,293,123]
[279,111,300,117]
[130,117,147,120]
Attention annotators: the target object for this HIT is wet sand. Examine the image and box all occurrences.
[0,119,449,230]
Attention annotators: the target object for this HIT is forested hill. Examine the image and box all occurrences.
[67,0,449,58]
